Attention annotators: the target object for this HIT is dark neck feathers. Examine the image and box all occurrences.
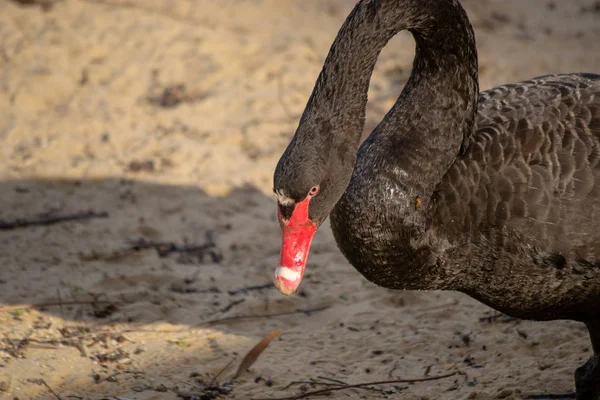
[286,0,478,195]
[275,0,479,230]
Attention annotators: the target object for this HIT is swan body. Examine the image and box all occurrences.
[272,0,600,397]
[332,73,600,322]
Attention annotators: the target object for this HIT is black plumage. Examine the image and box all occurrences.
[273,0,600,398]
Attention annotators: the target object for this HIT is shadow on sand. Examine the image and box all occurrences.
[0,177,340,399]
[0,178,590,399]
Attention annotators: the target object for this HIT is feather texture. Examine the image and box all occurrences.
[424,73,600,319]
[274,0,600,395]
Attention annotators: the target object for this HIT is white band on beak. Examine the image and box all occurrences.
[274,266,302,282]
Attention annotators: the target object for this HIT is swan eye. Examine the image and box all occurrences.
[308,185,320,197]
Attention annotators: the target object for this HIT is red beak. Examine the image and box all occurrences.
[274,197,317,295]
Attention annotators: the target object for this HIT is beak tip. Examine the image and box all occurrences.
[274,266,302,296]
[274,277,297,296]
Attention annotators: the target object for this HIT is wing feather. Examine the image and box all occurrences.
[431,73,600,260]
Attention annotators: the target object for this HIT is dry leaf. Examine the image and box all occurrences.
[233,328,282,379]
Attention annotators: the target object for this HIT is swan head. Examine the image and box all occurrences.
[272,121,357,296]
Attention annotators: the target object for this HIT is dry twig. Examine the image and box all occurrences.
[219,299,245,314]
[228,283,272,296]
[0,211,108,230]
[478,312,519,324]
[33,379,63,400]
[282,381,344,391]
[0,300,114,313]
[210,357,237,386]
[127,237,222,263]
[526,394,577,399]
[200,305,330,326]
[299,376,385,394]
[252,372,457,400]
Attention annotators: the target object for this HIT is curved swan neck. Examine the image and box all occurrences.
[274,0,479,220]
[298,0,478,151]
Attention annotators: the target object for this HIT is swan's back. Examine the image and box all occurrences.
[431,73,600,279]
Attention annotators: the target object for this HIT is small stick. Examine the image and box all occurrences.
[316,376,347,385]
[526,394,577,399]
[0,211,108,230]
[200,305,330,326]
[282,381,344,391]
[316,376,383,394]
[228,283,273,296]
[252,372,457,400]
[38,379,64,400]
[478,312,519,323]
[478,312,504,322]
[209,357,236,386]
[219,299,245,314]
[128,238,214,256]
[0,300,114,313]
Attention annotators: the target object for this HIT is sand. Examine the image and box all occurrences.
[0,0,599,399]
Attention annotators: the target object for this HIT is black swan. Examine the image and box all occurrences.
[272,0,600,398]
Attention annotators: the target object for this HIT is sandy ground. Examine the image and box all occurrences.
[0,0,599,399]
